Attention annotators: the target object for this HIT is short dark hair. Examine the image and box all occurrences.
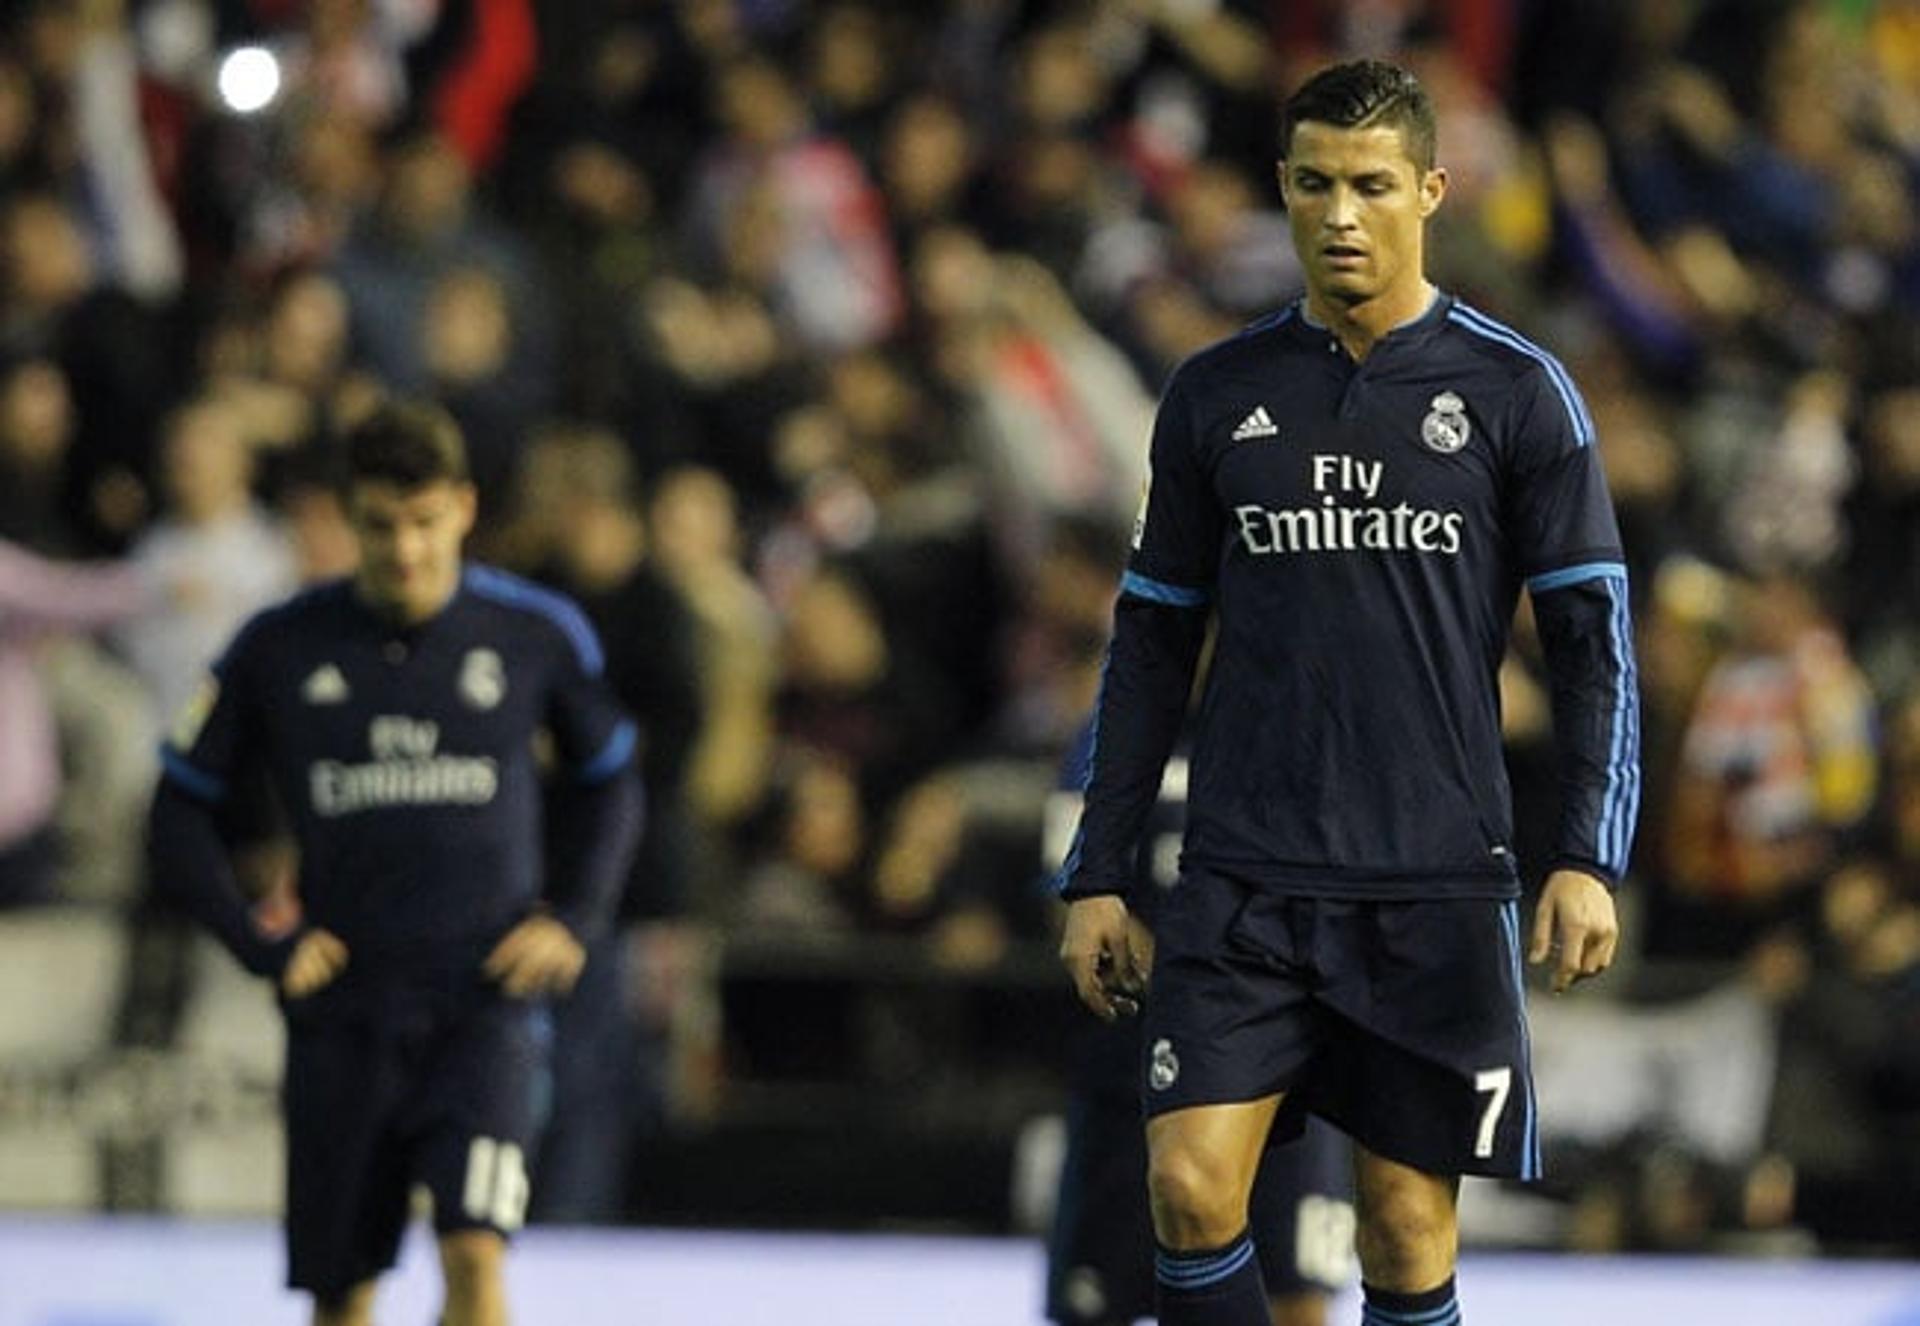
[342,399,469,490]
[1280,60,1436,171]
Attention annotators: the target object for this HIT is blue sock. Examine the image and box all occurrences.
[1362,1276,1461,1325]
[1154,1230,1269,1325]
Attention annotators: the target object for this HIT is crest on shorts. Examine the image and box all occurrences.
[459,648,506,710]
[1148,1037,1180,1091]
[1421,390,1471,454]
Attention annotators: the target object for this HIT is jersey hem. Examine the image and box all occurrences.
[1186,858,1521,900]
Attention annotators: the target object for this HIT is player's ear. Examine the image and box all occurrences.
[452,481,478,536]
[1275,159,1289,211]
[1418,166,1447,218]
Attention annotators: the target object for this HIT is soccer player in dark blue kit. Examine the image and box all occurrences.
[1046,721,1355,1326]
[148,401,641,1326]
[1056,61,1640,1326]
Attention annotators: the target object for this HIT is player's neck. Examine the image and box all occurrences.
[353,571,461,628]
[1304,279,1436,361]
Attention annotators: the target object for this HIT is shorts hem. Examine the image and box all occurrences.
[1141,1082,1291,1120]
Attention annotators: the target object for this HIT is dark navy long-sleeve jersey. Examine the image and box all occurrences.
[153,566,639,998]
[1060,293,1641,902]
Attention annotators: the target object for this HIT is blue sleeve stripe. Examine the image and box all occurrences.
[1497,902,1543,1179]
[1597,577,1641,874]
[578,720,637,784]
[159,747,228,802]
[1052,647,1114,895]
[464,567,606,677]
[1448,305,1595,447]
[1527,561,1627,593]
[1451,303,1597,444]
[1120,570,1210,608]
[1236,305,1295,338]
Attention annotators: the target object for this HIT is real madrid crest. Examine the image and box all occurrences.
[1421,390,1471,454]
[459,647,506,710]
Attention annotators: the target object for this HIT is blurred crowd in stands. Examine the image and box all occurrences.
[1,0,1919,1255]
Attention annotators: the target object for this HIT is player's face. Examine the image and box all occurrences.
[1279,121,1445,311]
[348,478,476,623]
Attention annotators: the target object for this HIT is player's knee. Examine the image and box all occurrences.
[438,1229,505,1295]
[1147,1145,1246,1248]
[1354,1181,1455,1287]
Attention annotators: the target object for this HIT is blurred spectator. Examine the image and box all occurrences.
[1847,382,1920,695]
[685,53,903,352]
[878,94,988,248]
[112,396,297,729]
[275,0,414,133]
[804,5,906,162]
[1078,157,1299,377]
[0,355,77,551]
[776,559,964,806]
[1719,372,1855,578]
[0,538,151,906]
[1660,570,1878,958]
[516,424,705,922]
[648,465,779,834]
[1760,855,1920,1248]
[420,264,538,508]
[330,127,552,492]
[511,424,708,1223]
[733,750,867,935]
[273,460,359,584]
[69,0,183,300]
[997,514,1128,755]
[0,192,173,552]
[914,228,1150,565]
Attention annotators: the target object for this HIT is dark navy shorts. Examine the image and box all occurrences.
[281,995,551,1298]
[1046,1006,1354,1324]
[1141,869,1542,1181]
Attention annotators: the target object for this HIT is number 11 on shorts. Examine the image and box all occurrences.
[1473,1067,1511,1159]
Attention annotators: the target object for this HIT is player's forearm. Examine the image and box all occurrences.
[147,781,297,978]
[1533,576,1641,886]
[544,768,644,943]
[1059,595,1207,899]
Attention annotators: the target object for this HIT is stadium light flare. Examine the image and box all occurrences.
[216,46,281,115]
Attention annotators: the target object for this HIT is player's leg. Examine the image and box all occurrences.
[1308,898,1540,1326]
[284,1023,412,1324]
[438,1228,508,1326]
[1251,1116,1356,1326]
[417,1000,545,1326]
[1142,875,1324,1326]
[1045,1019,1158,1326]
[1268,1294,1328,1326]
[1352,1146,1461,1324]
[310,1280,378,1326]
[1146,1095,1282,1325]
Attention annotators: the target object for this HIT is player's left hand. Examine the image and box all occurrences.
[1529,869,1619,994]
[484,915,587,998]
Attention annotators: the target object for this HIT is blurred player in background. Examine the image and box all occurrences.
[1045,717,1354,1326]
[1057,61,1638,1326]
[148,401,642,1326]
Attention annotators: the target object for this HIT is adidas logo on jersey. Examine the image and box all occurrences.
[1231,406,1280,441]
[302,664,350,704]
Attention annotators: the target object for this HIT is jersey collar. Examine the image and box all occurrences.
[1286,287,1454,353]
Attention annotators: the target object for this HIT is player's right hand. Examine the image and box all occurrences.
[1060,895,1152,1022]
[280,929,348,998]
